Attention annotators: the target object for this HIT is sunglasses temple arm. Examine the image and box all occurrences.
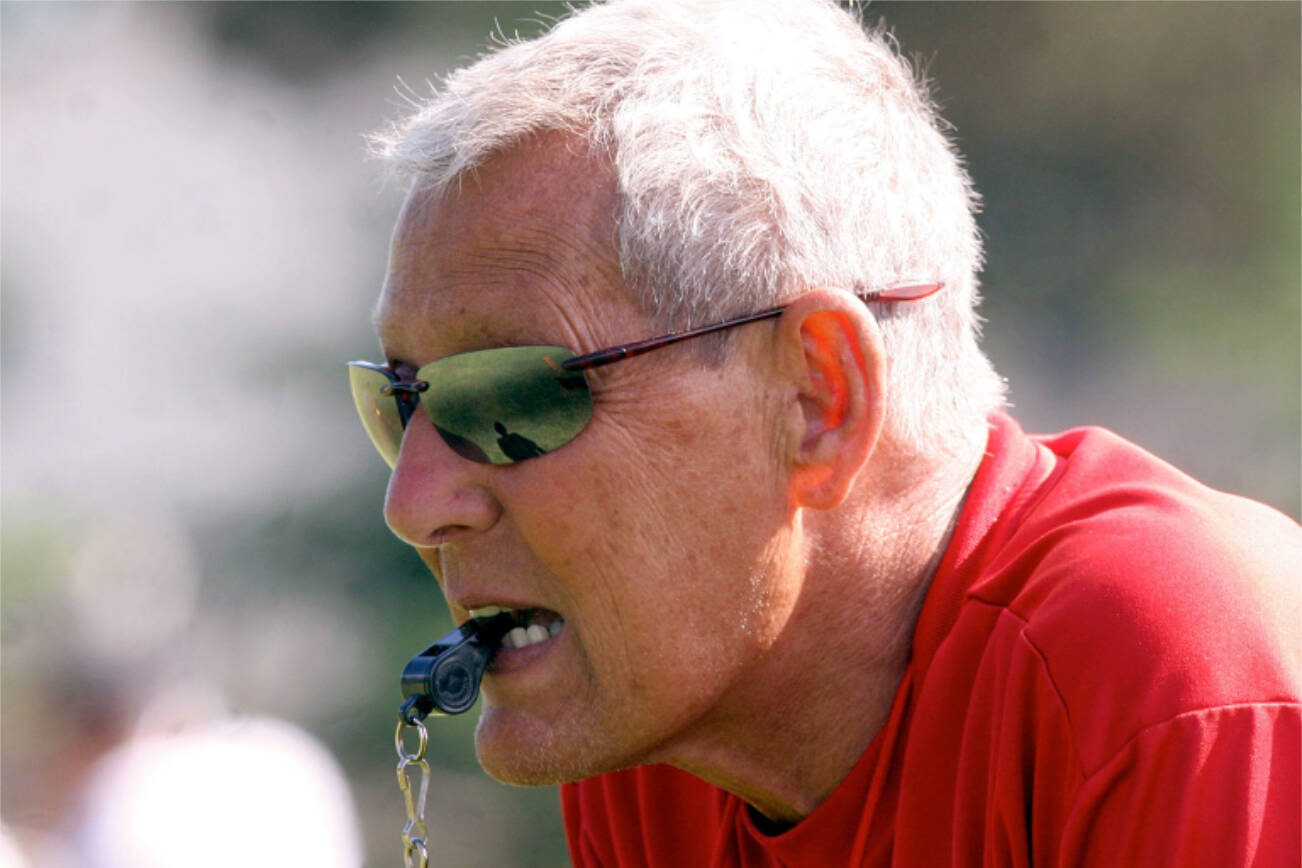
[865,281,944,302]
[559,282,942,372]
[563,307,787,371]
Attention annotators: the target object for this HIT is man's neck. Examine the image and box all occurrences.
[650,434,983,823]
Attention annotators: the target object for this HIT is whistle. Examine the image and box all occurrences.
[398,613,515,723]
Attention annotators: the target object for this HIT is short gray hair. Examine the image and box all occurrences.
[373,0,1005,456]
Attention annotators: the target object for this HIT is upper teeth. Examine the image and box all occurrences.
[466,606,564,649]
[503,623,555,649]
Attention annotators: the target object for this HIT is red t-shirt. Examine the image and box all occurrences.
[562,413,1302,866]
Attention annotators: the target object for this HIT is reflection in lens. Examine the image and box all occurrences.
[420,346,592,465]
[435,426,491,464]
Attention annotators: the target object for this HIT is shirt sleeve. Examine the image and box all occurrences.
[1058,702,1300,868]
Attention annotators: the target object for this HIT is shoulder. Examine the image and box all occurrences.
[973,424,1302,771]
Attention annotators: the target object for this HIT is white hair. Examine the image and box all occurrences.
[373,0,1005,457]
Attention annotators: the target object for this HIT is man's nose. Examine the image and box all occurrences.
[383,413,502,547]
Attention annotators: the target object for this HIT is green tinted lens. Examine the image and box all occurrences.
[419,345,592,465]
[348,364,405,468]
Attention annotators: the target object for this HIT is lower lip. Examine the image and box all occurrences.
[487,626,563,675]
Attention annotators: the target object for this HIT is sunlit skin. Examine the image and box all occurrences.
[374,134,981,823]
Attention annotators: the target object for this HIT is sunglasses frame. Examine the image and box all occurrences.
[349,281,943,464]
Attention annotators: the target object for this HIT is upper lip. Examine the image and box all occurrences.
[451,594,560,622]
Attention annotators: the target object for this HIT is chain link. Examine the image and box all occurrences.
[395,717,432,868]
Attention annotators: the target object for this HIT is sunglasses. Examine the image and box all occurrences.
[348,282,942,467]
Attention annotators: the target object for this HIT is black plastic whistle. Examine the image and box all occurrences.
[398,613,515,724]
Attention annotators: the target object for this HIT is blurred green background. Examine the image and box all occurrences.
[2,2,1297,865]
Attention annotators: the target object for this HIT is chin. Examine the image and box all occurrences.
[473,704,637,787]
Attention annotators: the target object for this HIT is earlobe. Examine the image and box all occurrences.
[779,292,885,510]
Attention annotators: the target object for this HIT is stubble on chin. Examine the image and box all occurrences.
[472,703,640,786]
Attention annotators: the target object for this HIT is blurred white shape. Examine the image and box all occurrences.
[75,717,362,868]
[0,826,33,868]
[67,513,199,663]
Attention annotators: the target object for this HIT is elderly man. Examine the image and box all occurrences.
[350,0,1301,864]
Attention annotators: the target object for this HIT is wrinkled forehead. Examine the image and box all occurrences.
[375,136,625,356]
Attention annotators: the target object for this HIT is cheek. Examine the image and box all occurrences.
[510,367,785,590]
[535,418,717,568]
[544,400,781,621]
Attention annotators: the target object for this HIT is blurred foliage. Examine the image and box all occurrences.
[2,3,1298,867]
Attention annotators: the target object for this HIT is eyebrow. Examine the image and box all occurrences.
[371,298,532,372]
[370,307,404,368]
[371,289,437,370]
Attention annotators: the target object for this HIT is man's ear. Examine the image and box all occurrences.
[775,290,886,510]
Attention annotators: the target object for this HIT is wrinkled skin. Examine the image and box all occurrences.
[375,137,805,786]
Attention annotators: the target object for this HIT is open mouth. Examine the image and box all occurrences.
[468,606,564,650]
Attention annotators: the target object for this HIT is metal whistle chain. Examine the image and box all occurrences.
[393,613,513,867]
